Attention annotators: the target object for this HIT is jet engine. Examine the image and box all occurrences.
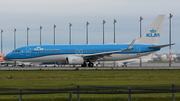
[66,56,84,65]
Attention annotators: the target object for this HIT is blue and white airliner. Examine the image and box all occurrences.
[4,15,174,67]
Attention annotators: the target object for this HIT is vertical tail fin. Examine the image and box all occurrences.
[135,15,165,45]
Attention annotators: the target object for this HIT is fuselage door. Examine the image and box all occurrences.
[26,48,31,56]
[75,49,78,54]
[79,49,83,54]
[75,49,83,54]
[136,46,141,55]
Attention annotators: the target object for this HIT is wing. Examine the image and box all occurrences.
[82,39,136,60]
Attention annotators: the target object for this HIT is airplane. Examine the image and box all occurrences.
[4,15,175,67]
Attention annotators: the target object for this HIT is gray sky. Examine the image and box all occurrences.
[0,0,180,54]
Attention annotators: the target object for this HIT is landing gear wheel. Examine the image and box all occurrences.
[21,64,25,67]
[122,64,127,67]
[81,62,87,67]
[88,62,94,67]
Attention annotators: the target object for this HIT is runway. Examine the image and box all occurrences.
[0,63,180,71]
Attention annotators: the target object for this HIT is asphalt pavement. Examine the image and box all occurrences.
[0,63,180,71]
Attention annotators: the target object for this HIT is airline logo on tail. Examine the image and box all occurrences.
[146,29,160,37]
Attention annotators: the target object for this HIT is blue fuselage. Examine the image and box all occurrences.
[6,44,159,62]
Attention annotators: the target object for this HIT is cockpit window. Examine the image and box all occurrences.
[12,50,20,52]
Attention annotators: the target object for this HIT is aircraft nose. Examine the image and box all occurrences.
[5,53,13,59]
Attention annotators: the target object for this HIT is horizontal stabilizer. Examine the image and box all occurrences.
[149,43,175,49]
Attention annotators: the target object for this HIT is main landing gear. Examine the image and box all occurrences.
[122,63,127,67]
[88,62,93,67]
[81,62,94,67]
[81,62,87,67]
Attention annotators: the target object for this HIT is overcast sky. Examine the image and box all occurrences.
[0,0,180,54]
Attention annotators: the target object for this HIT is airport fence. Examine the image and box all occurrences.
[0,84,180,101]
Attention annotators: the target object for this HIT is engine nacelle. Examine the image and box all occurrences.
[66,56,84,65]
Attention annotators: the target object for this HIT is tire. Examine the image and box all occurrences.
[81,62,87,67]
[21,64,25,67]
[88,63,94,67]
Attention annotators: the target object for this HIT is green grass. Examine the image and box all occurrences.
[0,70,180,101]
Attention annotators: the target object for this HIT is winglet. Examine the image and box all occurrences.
[125,39,136,51]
